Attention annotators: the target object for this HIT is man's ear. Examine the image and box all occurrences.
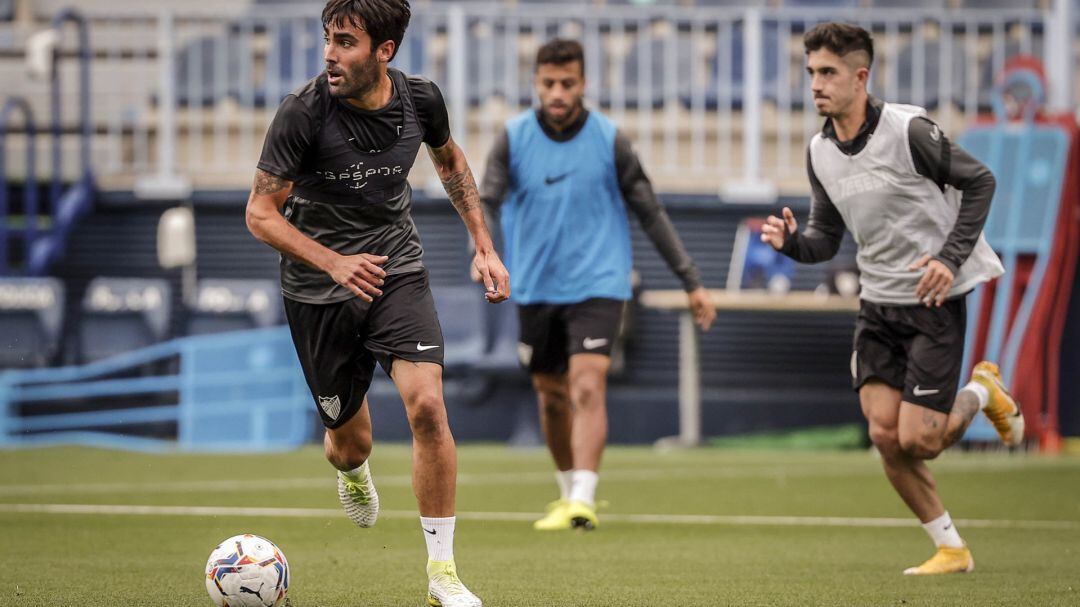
[377,40,395,63]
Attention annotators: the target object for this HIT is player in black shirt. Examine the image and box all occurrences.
[246,2,504,605]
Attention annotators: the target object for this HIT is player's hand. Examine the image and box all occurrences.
[474,249,510,303]
[687,287,716,331]
[328,253,387,302]
[910,254,954,307]
[760,207,798,251]
[469,263,483,284]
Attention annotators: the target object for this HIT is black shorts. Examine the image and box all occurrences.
[517,298,625,375]
[852,297,966,413]
[284,269,443,429]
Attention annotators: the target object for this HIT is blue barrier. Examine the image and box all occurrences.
[957,70,1070,442]
[0,326,313,452]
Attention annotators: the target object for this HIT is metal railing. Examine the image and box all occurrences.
[0,97,38,274]
[0,326,313,452]
[8,3,1069,197]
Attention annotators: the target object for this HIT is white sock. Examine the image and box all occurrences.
[341,461,369,482]
[420,516,455,562]
[961,381,990,410]
[922,511,964,549]
[568,469,599,506]
[555,470,573,500]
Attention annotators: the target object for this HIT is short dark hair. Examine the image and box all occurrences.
[803,22,873,68]
[536,38,585,74]
[322,0,411,60]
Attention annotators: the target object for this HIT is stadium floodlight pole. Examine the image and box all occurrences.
[1046,0,1074,111]
[134,8,192,201]
[721,7,777,204]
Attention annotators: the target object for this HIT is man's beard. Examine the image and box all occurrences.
[542,99,583,128]
[328,54,381,100]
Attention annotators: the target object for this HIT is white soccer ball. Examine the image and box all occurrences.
[204,534,290,607]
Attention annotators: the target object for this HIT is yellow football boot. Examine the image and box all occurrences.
[532,499,571,531]
[564,500,599,531]
[971,361,1025,446]
[903,546,975,576]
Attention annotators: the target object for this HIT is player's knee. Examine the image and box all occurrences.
[867,424,900,455]
[569,374,605,409]
[324,432,371,470]
[406,392,448,439]
[538,392,570,418]
[899,433,943,460]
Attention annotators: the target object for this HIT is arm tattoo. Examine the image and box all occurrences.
[254,170,288,195]
[442,170,482,217]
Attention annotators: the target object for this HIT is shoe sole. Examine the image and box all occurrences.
[570,516,596,531]
[428,592,482,607]
[903,559,975,575]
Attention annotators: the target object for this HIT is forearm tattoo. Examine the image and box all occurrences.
[442,170,481,217]
[254,169,288,195]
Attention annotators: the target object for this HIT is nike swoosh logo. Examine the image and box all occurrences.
[417,342,441,352]
[913,386,940,396]
[582,337,609,350]
[544,172,571,185]
[423,527,437,535]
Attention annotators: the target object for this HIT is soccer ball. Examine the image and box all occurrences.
[204,534,290,607]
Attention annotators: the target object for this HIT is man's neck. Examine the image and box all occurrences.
[345,70,393,111]
[832,93,869,143]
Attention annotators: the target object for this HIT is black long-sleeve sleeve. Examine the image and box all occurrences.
[614,130,703,292]
[479,128,512,241]
[780,147,846,263]
[908,117,996,276]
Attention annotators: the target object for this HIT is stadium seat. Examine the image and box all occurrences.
[264,17,325,104]
[616,32,695,109]
[694,20,782,110]
[79,278,171,362]
[174,35,244,107]
[959,0,1037,7]
[894,39,970,110]
[186,279,282,336]
[782,0,860,6]
[431,285,488,373]
[0,278,64,368]
[869,0,946,7]
[727,219,795,292]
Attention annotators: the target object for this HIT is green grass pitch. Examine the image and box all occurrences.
[1,444,1078,606]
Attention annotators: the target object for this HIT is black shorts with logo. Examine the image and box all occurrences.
[284,269,443,429]
[851,297,966,413]
[517,298,626,375]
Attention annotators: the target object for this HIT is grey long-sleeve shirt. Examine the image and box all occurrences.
[480,109,703,292]
[782,99,996,278]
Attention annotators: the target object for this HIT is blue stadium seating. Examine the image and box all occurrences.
[782,0,860,6]
[79,278,171,362]
[618,32,695,109]
[175,35,243,107]
[0,278,64,368]
[186,279,282,336]
[894,39,970,109]
[695,21,782,110]
[869,0,946,6]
